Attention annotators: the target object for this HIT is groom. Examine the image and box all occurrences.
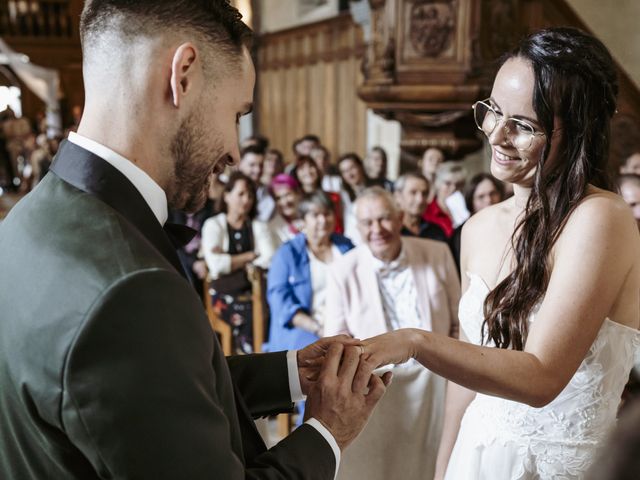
[0,1,389,478]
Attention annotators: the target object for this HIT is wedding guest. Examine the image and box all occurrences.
[619,151,640,176]
[293,155,344,233]
[260,148,284,187]
[449,173,506,272]
[325,187,459,480]
[238,144,264,185]
[338,152,370,244]
[268,173,304,245]
[617,174,640,229]
[394,172,447,242]
[201,172,276,354]
[311,145,341,192]
[364,146,393,191]
[267,191,354,423]
[168,173,225,297]
[295,156,322,195]
[464,173,505,214]
[238,145,274,221]
[3,108,32,183]
[419,147,445,201]
[267,190,354,351]
[423,162,467,238]
[240,134,269,152]
[27,133,54,188]
[294,134,320,158]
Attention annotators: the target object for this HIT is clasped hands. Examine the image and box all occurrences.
[296,330,419,450]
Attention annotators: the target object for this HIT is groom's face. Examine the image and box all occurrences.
[167,48,255,212]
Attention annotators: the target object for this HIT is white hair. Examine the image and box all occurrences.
[354,186,399,217]
[434,161,467,188]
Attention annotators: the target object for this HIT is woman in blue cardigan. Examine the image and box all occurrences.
[267,190,354,353]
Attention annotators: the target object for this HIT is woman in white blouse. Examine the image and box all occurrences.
[201,172,276,354]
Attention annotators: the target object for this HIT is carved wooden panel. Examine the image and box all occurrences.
[362,0,396,85]
[256,13,368,163]
[396,0,469,81]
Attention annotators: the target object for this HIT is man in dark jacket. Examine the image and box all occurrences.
[0,1,389,478]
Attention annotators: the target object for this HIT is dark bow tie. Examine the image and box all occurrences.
[163,222,197,249]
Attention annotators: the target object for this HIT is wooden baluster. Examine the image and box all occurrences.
[60,1,71,38]
[0,2,10,36]
[25,0,36,37]
[7,1,18,36]
[31,0,44,37]
[16,0,28,36]
[52,2,61,37]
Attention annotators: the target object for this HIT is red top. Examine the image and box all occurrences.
[422,199,454,238]
[326,191,344,234]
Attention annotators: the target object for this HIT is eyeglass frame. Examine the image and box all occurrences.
[472,99,547,151]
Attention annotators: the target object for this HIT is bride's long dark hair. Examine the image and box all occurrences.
[482,28,618,350]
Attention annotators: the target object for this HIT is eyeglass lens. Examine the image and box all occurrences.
[473,102,535,151]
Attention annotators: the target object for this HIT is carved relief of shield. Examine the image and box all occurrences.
[409,0,456,58]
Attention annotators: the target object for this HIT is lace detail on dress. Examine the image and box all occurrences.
[453,273,640,480]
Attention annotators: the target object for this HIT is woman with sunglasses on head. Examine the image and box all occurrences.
[358,28,640,480]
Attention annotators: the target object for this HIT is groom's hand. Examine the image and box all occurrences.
[304,343,393,450]
[297,335,360,395]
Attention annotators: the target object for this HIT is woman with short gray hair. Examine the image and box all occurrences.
[266,190,354,421]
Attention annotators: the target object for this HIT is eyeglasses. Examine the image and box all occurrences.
[472,99,545,151]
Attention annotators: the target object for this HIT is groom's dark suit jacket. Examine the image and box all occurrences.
[0,141,335,479]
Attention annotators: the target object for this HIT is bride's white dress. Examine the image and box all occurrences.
[444,273,640,480]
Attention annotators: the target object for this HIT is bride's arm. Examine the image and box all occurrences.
[357,196,639,407]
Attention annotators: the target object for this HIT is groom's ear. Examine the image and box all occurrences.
[169,42,200,109]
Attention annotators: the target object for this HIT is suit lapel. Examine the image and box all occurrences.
[49,140,187,279]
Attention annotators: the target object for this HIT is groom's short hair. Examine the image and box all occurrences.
[80,0,253,74]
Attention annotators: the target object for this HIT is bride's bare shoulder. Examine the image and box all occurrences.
[568,187,635,229]
[558,186,639,255]
[462,197,514,237]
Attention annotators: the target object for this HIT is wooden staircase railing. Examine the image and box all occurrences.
[0,0,80,43]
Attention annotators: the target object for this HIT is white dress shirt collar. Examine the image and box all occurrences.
[67,132,168,225]
[368,239,408,275]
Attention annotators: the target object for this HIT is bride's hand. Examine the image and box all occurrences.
[362,329,420,366]
[352,329,421,392]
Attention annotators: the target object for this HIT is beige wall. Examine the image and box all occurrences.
[566,0,640,88]
[259,0,340,33]
[256,15,368,163]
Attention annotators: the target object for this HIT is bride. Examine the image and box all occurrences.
[357,27,640,479]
